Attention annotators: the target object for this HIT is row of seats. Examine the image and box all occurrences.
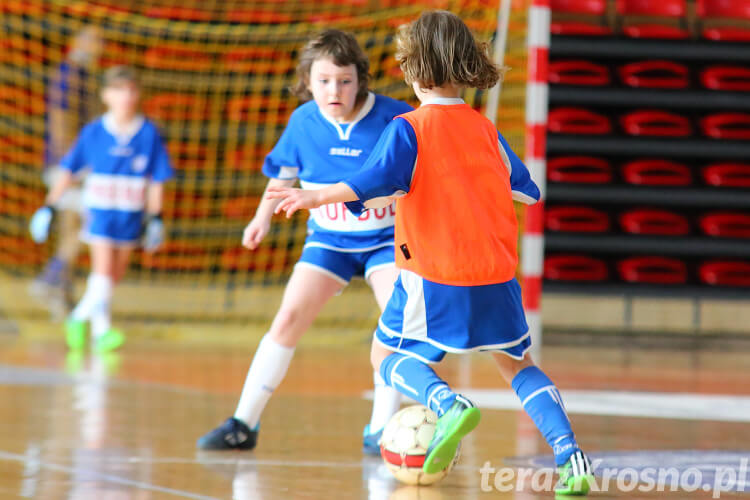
[546,206,750,237]
[550,60,750,90]
[552,0,750,41]
[548,157,750,187]
[548,107,750,139]
[545,254,750,286]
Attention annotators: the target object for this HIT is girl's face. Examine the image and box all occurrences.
[308,57,360,123]
[101,81,140,119]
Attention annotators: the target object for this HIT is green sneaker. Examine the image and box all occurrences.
[94,328,125,352]
[65,319,87,350]
[423,395,480,475]
[555,450,595,496]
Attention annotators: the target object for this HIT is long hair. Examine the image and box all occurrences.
[396,10,502,90]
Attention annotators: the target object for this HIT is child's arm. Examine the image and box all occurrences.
[267,118,418,218]
[242,177,296,249]
[497,131,540,204]
[267,182,356,218]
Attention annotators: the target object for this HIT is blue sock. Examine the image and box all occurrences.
[512,366,578,466]
[380,353,456,416]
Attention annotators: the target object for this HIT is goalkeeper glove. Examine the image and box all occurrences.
[30,205,55,243]
[142,214,164,252]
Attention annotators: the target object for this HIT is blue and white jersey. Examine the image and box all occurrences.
[60,113,173,243]
[262,92,413,251]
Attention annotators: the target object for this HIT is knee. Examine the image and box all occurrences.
[268,308,303,347]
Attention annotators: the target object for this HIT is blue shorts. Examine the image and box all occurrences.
[375,270,531,364]
[81,208,142,247]
[295,243,395,285]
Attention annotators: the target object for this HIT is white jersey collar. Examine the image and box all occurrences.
[319,92,376,141]
[102,112,145,145]
[421,97,465,106]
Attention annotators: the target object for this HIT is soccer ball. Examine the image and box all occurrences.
[380,405,459,486]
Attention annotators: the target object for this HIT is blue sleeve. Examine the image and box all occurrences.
[261,120,300,180]
[149,128,173,182]
[497,131,540,205]
[59,125,89,174]
[343,117,418,214]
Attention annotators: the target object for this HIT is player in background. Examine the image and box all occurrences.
[30,65,172,352]
[266,12,595,495]
[197,30,412,455]
[29,26,102,315]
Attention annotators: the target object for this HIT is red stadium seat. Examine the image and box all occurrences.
[699,213,750,238]
[140,241,209,272]
[620,209,690,235]
[702,163,750,187]
[617,0,689,39]
[144,46,213,71]
[222,196,263,220]
[549,60,610,86]
[544,255,609,282]
[697,0,750,42]
[701,113,750,140]
[701,66,750,92]
[699,260,750,287]
[143,93,211,121]
[548,107,612,135]
[145,7,213,21]
[225,8,294,24]
[622,159,692,186]
[618,60,689,89]
[548,156,613,184]
[226,96,290,125]
[550,0,611,36]
[621,110,691,137]
[546,206,611,233]
[618,256,688,284]
[222,47,294,74]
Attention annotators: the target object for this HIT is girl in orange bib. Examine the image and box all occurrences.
[268,11,594,495]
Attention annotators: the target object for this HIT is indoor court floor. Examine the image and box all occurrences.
[0,321,748,499]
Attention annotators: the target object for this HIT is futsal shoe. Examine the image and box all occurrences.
[362,424,383,456]
[197,417,258,450]
[65,319,87,350]
[423,395,481,474]
[555,450,595,496]
[94,328,125,352]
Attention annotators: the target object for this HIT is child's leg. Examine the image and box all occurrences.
[233,266,343,429]
[493,352,580,466]
[374,342,480,474]
[67,243,113,349]
[89,246,131,343]
[365,267,402,436]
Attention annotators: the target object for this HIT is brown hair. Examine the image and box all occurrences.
[103,65,139,88]
[396,10,501,90]
[291,29,370,101]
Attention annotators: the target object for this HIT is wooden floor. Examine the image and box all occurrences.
[0,321,749,499]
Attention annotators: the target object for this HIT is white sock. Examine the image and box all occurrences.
[234,334,295,429]
[91,300,112,339]
[368,371,402,433]
[71,274,112,322]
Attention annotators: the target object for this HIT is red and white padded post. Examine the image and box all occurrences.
[523,0,550,360]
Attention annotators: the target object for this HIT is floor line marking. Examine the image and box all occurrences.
[0,450,221,500]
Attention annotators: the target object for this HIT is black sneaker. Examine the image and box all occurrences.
[197,417,258,450]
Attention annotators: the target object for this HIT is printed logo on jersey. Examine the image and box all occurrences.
[83,174,147,212]
[301,181,395,232]
[329,147,363,158]
[108,145,134,157]
[132,154,148,173]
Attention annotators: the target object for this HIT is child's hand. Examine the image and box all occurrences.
[267,187,322,218]
[142,215,164,253]
[29,206,54,243]
[242,218,270,249]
